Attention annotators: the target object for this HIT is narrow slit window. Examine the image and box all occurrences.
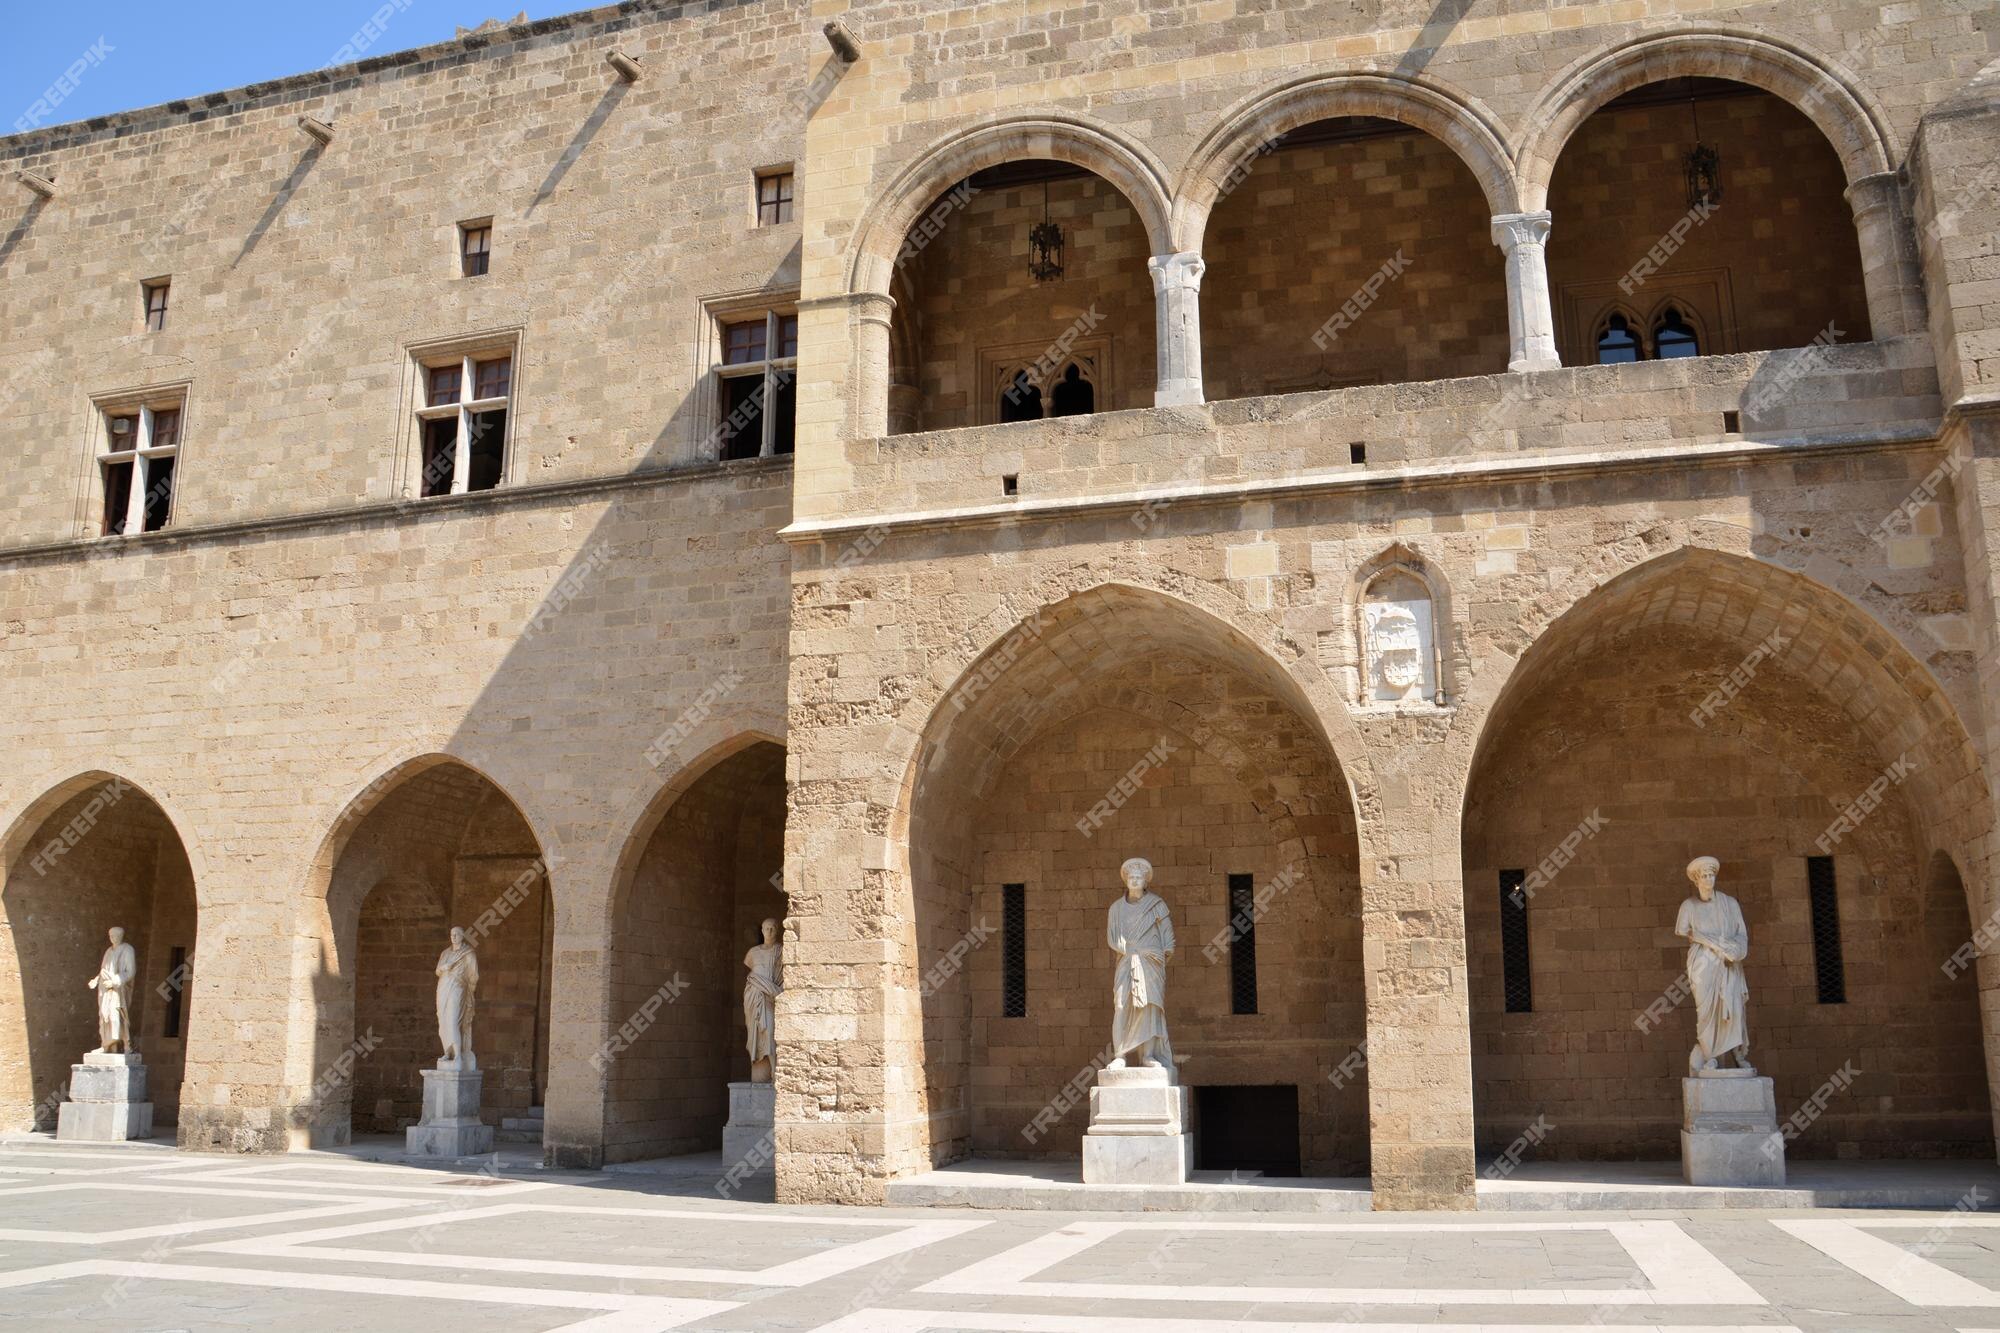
[413,348,513,496]
[162,946,188,1039]
[1499,869,1532,1013]
[1002,883,1027,1017]
[1228,872,1258,1015]
[1806,855,1846,1004]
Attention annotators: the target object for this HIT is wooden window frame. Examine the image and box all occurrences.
[459,219,492,278]
[406,334,519,497]
[141,277,171,332]
[713,306,798,460]
[754,168,795,226]
[93,386,187,538]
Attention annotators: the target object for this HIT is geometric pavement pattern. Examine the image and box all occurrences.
[4,1141,2000,1331]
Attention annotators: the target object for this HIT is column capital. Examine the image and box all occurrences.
[1489,211,1553,252]
[1148,250,1206,292]
[1843,170,1903,218]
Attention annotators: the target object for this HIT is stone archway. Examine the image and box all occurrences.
[896,584,1368,1178]
[1460,549,1994,1164]
[0,773,199,1139]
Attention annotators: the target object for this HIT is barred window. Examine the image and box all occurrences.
[1227,873,1258,1015]
[1499,869,1532,1013]
[1002,883,1027,1017]
[1806,855,1846,1004]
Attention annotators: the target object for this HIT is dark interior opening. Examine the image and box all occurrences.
[1194,1084,1300,1177]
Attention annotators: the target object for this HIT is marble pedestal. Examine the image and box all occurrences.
[723,1080,776,1181]
[1082,1065,1192,1185]
[57,1051,152,1142]
[1681,1071,1785,1186]
[406,1067,494,1157]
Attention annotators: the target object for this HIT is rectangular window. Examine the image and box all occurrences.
[98,397,183,536]
[460,221,491,277]
[142,278,170,332]
[414,348,513,496]
[714,309,798,461]
[1002,883,1027,1018]
[1227,872,1258,1015]
[1499,869,1532,1013]
[162,946,187,1039]
[756,170,794,225]
[1806,855,1846,1004]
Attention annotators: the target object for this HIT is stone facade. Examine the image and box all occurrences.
[2,0,1999,1213]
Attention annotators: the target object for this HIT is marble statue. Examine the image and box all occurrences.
[1675,856,1753,1075]
[434,926,479,1070]
[743,917,783,1082]
[87,926,137,1054]
[1106,857,1176,1075]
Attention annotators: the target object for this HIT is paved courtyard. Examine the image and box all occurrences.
[5,1140,2000,1331]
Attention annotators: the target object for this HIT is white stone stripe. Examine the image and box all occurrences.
[0,1258,732,1328]
[807,1312,1801,1333]
[0,1182,415,1244]
[178,1162,558,1196]
[919,1218,1764,1306]
[1776,1219,2000,1307]
[195,1201,988,1285]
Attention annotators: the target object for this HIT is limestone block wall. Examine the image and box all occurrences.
[352,878,449,1133]
[0,0,810,547]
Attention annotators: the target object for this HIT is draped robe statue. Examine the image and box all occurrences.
[434,927,479,1070]
[88,926,137,1054]
[743,917,783,1082]
[1106,857,1176,1075]
[1675,856,1753,1075]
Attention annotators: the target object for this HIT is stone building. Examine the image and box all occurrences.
[1,0,1998,1211]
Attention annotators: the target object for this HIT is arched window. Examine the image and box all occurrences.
[1654,307,1699,359]
[1050,362,1095,417]
[998,370,1042,423]
[1596,314,1642,364]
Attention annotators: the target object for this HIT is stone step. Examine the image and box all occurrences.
[495,1128,543,1143]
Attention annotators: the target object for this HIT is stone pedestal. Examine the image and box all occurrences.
[722,1080,776,1181]
[406,1067,493,1157]
[57,1051,152,1142]
[1681,1071,1785,1186]
[1082,1066,1193,1185]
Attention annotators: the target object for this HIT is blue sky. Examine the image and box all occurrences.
[5,1,587,135]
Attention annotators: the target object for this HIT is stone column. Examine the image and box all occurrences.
[1356,721,1477,1210]
[1489,212,1561,373]
[1148,251,1207,407]
[1846,171,1928,340]
[851,290,896,440]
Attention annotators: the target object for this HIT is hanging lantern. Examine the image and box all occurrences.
[1683,93,1723,210]
[1027,179,1064,282]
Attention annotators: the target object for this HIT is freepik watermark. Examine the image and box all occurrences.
[286,1027,386,1128]
[718,1128,775,1198]
[28,778,134,876]
[591,972,692,1071]
[1944,902,2000,981]
[1816,755,1918,854]
[1003,306,1107,409]
[1635,973,1694,1034]
[950,610,1052,713]
[525,540,616,637]
[643,671,747,769]
[1507,809,1608,908]
[1617,199,1719,295]
[1327,1039,1368,1090]
[1022,1045,1115,1145]
[1075,737,1176,839]
[14,37,113,134]
[1482,1114,1554,1179]
[1762,1060,1861,1158]
[1741,321,1845,418]
[1310,250,1411,351]
[1871,451,1965,552]
[1688,629,1790,728]
[896,182,979,268]
[326,0,418,67]
[918,918,995,999]
[1202,864,1305,963]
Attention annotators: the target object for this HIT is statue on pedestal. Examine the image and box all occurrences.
[1676,856,1753,1075]
[1106,857,1176,1076]
[743,918,783,1082]
[434,926,479,1070]
[87,926,137,1055]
